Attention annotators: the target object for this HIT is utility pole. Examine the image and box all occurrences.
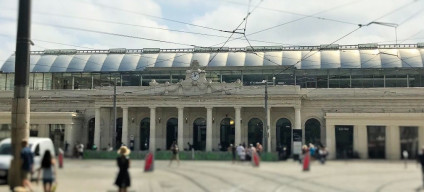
[263,77,268,152]
[113,77,117,149]
[9,0,32,189]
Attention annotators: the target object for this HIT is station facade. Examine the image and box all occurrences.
[1,44,424,159]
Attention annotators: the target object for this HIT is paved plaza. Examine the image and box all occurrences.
[1,159,423,192]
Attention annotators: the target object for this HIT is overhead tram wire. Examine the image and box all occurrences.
[74,0,229,34]
[204,0,264,69]
[217,0,359,25]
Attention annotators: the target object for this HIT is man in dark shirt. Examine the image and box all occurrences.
[20,139,34,191]
[419,146,424,188]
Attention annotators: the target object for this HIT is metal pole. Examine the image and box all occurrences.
[113,77,117,149]
[264,77,268,152]
[10,0,32,189]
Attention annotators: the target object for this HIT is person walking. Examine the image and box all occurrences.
[256,143,263,156]
[236,144,245,161]
[418,146,424,188]
[37,150,56,192]
[21,139,34,192]
[228,144,236,164]
[115,146,131,192]
[169,141,180,166]
[77,143,84,159]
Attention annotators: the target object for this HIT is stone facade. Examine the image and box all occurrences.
[0,72,423,160]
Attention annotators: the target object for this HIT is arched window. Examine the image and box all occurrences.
[193,118,206,151]
[305,118,321,145]
[220,118,235,151]
[166,118,178,150]
[248,118,263,146]
[87,118,95,150]
[140,118,150,151]
[276,118,292,155]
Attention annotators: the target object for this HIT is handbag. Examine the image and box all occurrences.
[51,182,58,192]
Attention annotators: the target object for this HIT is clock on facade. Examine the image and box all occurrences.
[191,71,200,81]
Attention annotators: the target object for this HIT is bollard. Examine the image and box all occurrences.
[144,152,154,172]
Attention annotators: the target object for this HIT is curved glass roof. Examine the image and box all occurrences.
[1,44,423,73]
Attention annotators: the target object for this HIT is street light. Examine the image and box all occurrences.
[262,78,269,152]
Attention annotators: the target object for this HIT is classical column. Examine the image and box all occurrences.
[294,107,301,130]
[235,106,241,146]
[178,107,184,149]
[122,107,129,146]
[149,107,156,152]
[94,107,101,150]
[206,107,213,151]
[64,124,74,156]
[267,107,271,152]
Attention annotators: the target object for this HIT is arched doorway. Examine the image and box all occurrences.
[166,118,178,150]
[115,118,123,149]
[87,118,95,150]
[193,118,206,151]
[220,118,235,151]
[305,118,321,146]
[276,118,292,155]
[248,118,263,146]
[140,118,150,151]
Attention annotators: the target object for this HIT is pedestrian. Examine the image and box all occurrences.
[245,144,252,161]
[302,145,310,171]
[20,139,34,192]
[107,143,113,152]
[169,141,180,166]
[228,144,236,164]
[309,143,316,160]
[418,146,424,188]
[318,146,328,164]
[64,141,69,153]
[92,144,98,151]
[256,142,263,156]
[77,143,84,159]
[37,150,57,192]
[115,146,131,192]
[236,144,245,161]
[187,142,193,151]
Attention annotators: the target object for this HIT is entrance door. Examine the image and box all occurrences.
[220,118,235,151]
[276,118,292,156]
[166,118,178,150]
[248,118,263,146]
[367,126,386,159]
[193,118,206,151]
[335,125,353,159]
[139,118,150,151]
[400,126,418,159]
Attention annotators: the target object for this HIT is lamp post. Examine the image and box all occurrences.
[263,78,269,152]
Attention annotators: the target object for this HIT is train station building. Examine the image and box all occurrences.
[0,44,424,159]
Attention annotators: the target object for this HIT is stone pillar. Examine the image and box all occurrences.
[419,126,424,153]
[178,107,184,149]
[65,124,74,156]
[386,125,400,160]
[326,123,336,159]
[149,107,156,152]
[94,107,101,150]
[354,125,368,159]
[122,107,129,146]
[267,107,271,152]
[235,107,241,146]
[294,107,301,130]
[206,107,213,151]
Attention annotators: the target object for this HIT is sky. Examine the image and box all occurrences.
[0,0,424,67]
